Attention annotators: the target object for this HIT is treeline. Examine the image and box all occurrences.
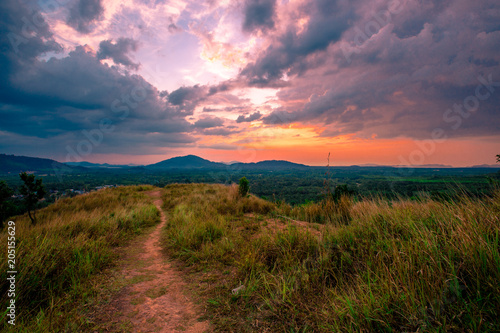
[1,168,499,213]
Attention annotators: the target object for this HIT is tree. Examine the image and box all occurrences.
[331,184,355,203]
[19,172,46,224]
[0,181,13,227]
[238,177,250,197]
[497,154,500,163]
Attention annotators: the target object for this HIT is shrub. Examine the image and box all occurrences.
[331,184,355,203]
[238,177,250,197]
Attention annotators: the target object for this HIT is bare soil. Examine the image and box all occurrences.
[94,190,210,332]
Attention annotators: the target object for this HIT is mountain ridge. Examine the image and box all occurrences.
[1,153,499,174]
[0,153,85,174]
[65,161,142,168]
[147,155,225,169]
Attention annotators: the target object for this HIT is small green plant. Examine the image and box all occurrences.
[19,172,46,224]
[238,177,250,197]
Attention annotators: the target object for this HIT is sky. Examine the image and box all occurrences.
[0,0,499,166]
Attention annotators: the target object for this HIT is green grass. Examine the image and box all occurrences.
[0,185,160,332]
[2,182,498,331]
[161,183,500,332]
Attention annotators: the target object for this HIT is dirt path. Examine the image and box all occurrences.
[95,190,210,332]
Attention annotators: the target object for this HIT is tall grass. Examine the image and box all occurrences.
[0,185,160,332]
[162,183,273,265]
[278,194,354,225]
[161,184,500,332]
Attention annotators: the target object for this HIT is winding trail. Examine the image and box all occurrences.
[96,190,210,332]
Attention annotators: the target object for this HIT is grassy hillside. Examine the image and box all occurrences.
[1,183,498,331]
[0,186,160,332]
[161,184,500,332]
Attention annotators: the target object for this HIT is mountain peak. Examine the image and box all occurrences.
[148,155,222,169]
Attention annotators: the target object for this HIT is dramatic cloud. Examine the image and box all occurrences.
[192,116,224,129]
[168,85,207,106]
[242,0,276,33]
[0,0,62,103]
[198,143,240,150]
[97,38,140,69]
[202,127,241,136]
[0,0,198,159]
[67,0,104,33]
[236,111,262,123]
[255,0,500,141]
[1,0,500,165]
[240,0,356,85]
[1,44,196,154]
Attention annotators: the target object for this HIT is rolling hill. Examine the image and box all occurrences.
[230,159,309,170]
[146,155,225,169]
[65,161,142,168]
[2,153,499,175]
[0,154,85,174]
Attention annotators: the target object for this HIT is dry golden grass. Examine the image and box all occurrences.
[2,182,498,332]
[0,185,160,332]
[161,183,500,332]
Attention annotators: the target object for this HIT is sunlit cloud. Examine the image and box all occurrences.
[1,0,499,166]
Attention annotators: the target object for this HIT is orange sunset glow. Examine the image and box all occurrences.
[0,0,499,167]
[2,1,500,331]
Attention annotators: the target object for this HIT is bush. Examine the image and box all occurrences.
[331,184,355,203]
[238,177,250,197]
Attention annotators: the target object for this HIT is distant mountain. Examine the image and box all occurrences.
[231,160,309,170]
[3,153,499,175]
[469,164,500,168]
[147,156,311,170]
[147,155,225,169]
[0,154,85,174]
[394,164,453,168]
[65,161,142,168]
